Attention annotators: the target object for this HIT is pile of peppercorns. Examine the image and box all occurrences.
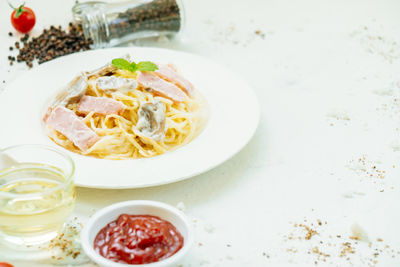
[8,23,93,68]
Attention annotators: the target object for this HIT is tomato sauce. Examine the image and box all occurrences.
[93,214,184,264]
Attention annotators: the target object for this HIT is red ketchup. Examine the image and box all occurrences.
[94,214,184,264]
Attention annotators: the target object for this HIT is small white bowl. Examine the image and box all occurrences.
[81,200,193,267]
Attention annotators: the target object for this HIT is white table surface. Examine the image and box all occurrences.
[1,0,400,266]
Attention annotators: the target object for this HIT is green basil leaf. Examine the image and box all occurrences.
[137,61,158,72]
[111,58,132,71]
[129,62,137,72]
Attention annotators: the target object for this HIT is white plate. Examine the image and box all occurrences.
[0,47,259,189]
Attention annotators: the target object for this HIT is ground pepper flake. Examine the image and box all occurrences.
[299,223,318,240]
[347,155,387,180]
[312,246,330,260]
[285,218,400,265]
[340,242,356,257]
[45,219,88,264]
[254,29,266,39]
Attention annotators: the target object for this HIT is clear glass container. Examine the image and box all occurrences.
[0,144,76,246]
[72,0,185,49]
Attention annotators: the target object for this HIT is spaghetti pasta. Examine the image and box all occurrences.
[44,63,207,160]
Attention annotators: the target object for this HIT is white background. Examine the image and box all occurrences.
[1,0,400,266]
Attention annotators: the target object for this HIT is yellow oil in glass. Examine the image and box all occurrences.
[0,163,75,245]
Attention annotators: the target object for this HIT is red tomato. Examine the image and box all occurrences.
[0,262,14,267]
[10,3,36,33]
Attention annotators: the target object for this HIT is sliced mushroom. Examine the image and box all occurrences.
[136,101,166,141]
[86,64,117,77]
[48,73,88,108]
[95,76,138,92]
[62,74,89,105]
[42,74,88,122]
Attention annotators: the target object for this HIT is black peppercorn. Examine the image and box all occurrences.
[9,23,93,67]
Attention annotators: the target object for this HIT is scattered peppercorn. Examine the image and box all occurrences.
[22,34,29,41]
[10,23,93,67]
[8,32,13,36]
[9,46,13,51]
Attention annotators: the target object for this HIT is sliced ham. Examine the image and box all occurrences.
[155,64,194,95]
[137,72,186,103]
[46,106,99,151]
[77,96,126,115]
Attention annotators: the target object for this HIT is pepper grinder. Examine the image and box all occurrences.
[72,0,185,48]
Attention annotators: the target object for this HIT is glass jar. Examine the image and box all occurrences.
[72,0,185,49]
[0,145,75,246]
